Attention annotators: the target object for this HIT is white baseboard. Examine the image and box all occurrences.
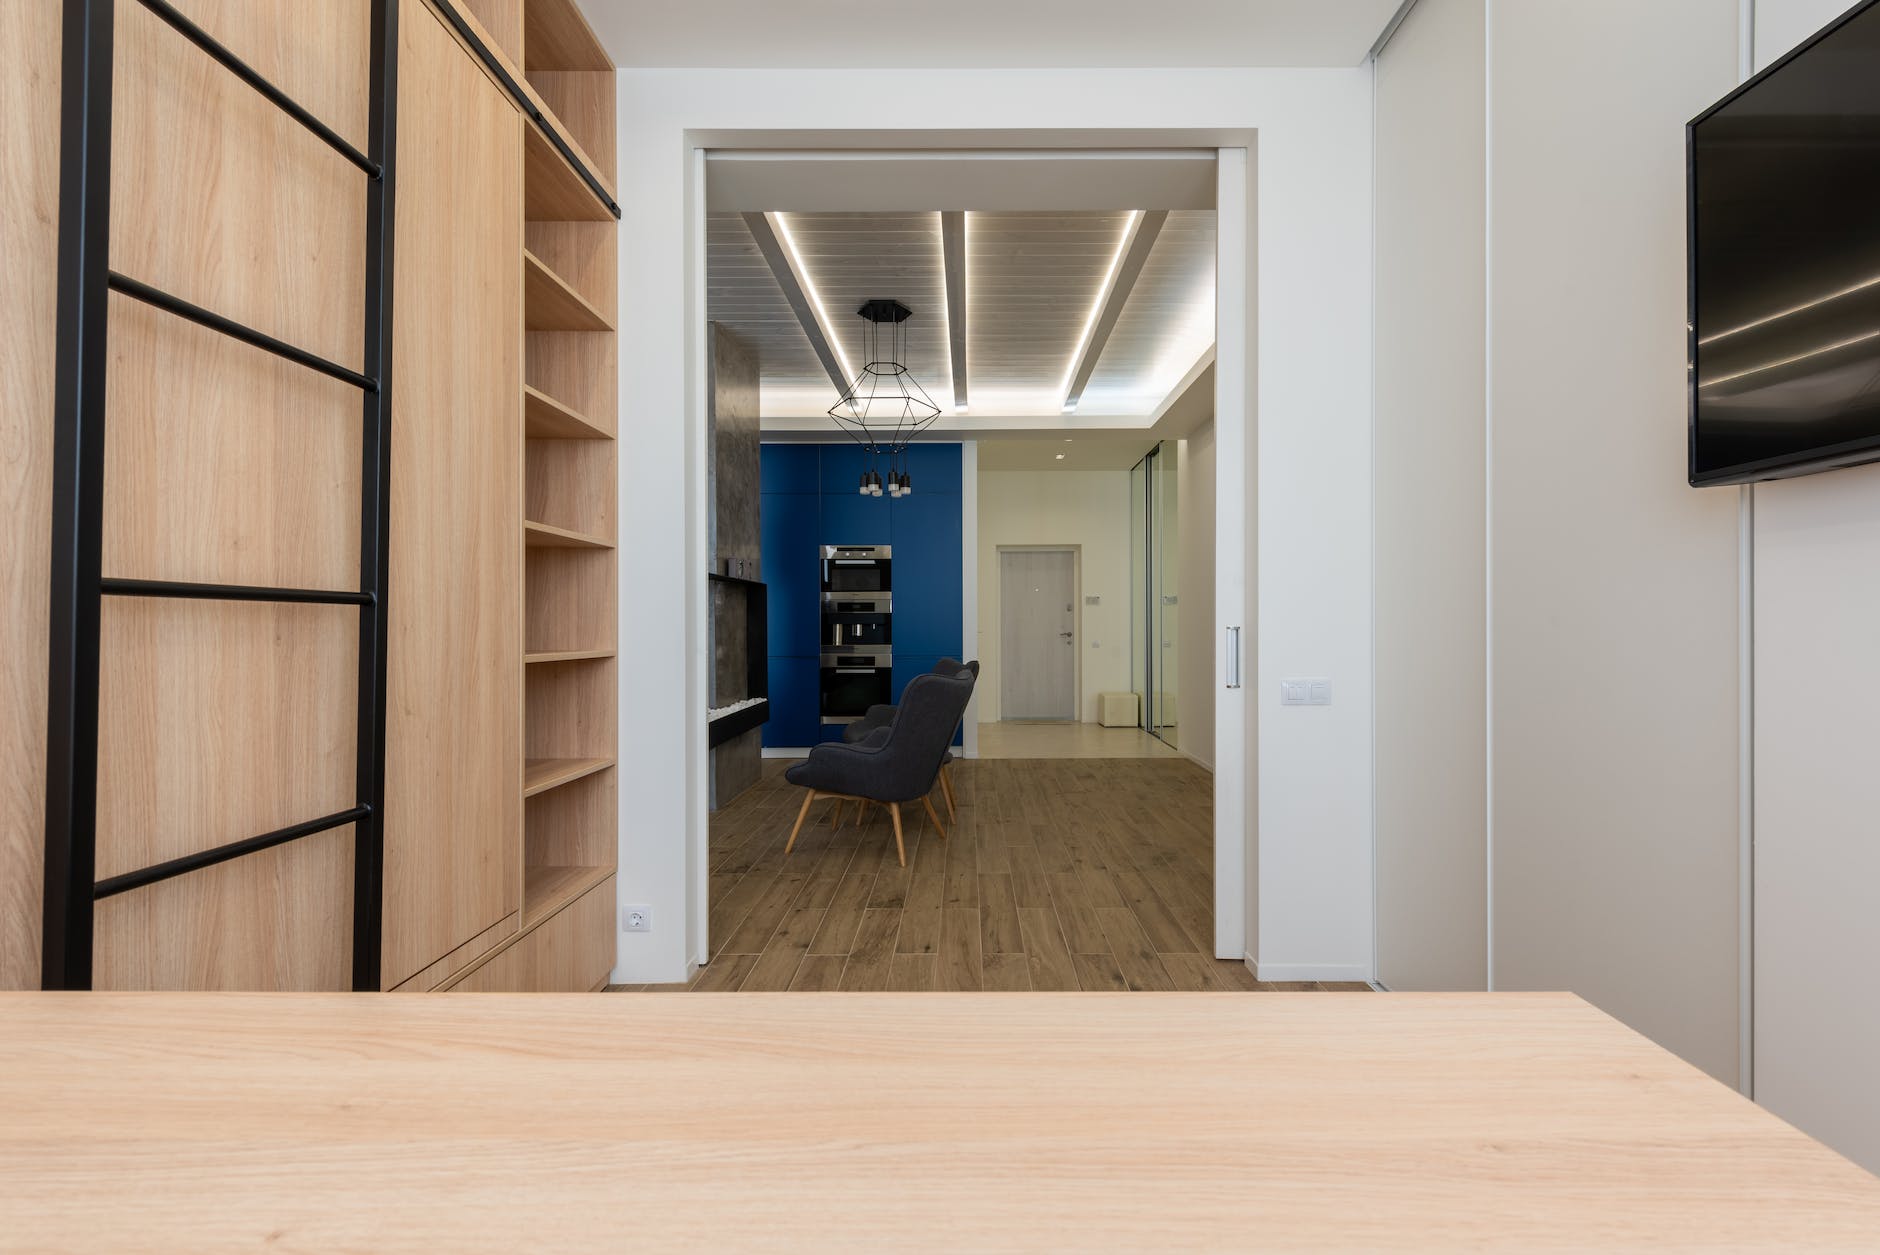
[1252,959,1374,983]
[1181,748,1213,772]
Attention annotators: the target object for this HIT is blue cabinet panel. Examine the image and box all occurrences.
[900,443,963,494]
[817,443,873,495]
[763,656,820,749]
[820,491,891,547]
[760,494,820,659]
[889,491,965,658]
[760,443,821,495]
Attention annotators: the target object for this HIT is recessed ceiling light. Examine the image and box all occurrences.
[1063,438,1073,442]
[1055,453,1066,460]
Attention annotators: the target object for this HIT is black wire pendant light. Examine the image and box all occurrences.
[829,299,940,497]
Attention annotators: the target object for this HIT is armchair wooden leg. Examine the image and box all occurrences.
[888,802,908,867]
[938,765,957,820]
[921,793,948,840]
[786,790,817,856]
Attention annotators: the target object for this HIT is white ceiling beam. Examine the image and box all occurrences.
[1061,209,1168,412]
[941,211,968,411]
[741,211,851,393]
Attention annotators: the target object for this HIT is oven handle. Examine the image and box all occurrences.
[834,667,880,674]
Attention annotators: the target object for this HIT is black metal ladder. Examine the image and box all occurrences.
[42,0,398,990]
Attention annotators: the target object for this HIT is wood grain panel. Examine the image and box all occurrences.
[94,600,358,881]
[456,0,523,67]
[92,824,352,990]
[525,436,614,537]
[523,549,614,654]
[524,657,615,760]
[7,991,1876,1250]
[446,871,614,990]
[381,0,524,989]
[163,0,371,150]
[525,332,616,435]
[389,909,517,992]
[524,121,612,222]
[524,222,616,323]
[525,765,616,871]
[112,0,366,374]
[0,0,62,989]
[526,71,615,184]
[523,0,611,71]
[102,295,359,590]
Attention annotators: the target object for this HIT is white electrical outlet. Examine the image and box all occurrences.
[1281,678,1332,706]
[623,904,652,933]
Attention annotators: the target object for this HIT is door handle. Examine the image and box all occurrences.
[1225,626,1242,689]
[1059,631,1074,639]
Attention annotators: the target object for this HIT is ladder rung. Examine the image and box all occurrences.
[101,578,373,606]
[108,272,377,392]
[134,0,380,178]
[93,805,372,899]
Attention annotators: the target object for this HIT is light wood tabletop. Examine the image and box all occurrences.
[2,992,1877,1252]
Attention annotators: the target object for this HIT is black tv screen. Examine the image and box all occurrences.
[1689,0,1880,486]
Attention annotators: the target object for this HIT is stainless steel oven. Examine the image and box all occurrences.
[820,649,893,725]
[820,544,892,594]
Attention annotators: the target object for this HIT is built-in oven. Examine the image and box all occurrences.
[822,592,892,649]
[820,544,892,595]
[820,649,893,725]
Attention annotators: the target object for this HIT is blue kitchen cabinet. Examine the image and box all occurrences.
[899,443,964,493]
[892,653,965,747]
[759,493,819,659]
[763,656,820,749]
[819,490,891,547]
[888,489,964,659]
[760,442,820,495]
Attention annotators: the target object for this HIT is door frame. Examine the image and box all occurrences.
[995,543,1082,723]
[673,132,1259,977]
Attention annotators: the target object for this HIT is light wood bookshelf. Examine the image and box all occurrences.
[507,0,619,944]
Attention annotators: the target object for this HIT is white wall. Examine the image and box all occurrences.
[1372,0,1489,992]
[1748,0,1880,1178]
[611,66,1375,986]
[976,470,1133,725]
[1371,0,1745,1070]
[1177,423,1216,770]
[1487,0,1743,1085]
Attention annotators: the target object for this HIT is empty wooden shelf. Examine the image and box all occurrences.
[525,0,611,71]
[521,863,613,924]
[524,122,613,223]
[524,250,612,332]
[524,519,612,549]
[523,756,613,798]
[524,384,609,440]
[524,648,615,665]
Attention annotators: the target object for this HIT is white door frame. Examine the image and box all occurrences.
[995,544,1082,722]
[677,132,1258,974]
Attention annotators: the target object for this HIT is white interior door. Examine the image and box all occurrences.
[1000,549,1076,720]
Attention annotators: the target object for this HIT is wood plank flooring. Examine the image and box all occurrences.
[616,758,1371,994]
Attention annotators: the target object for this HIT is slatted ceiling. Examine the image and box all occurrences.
[1078,210,1217,415]
[967,211,1134,413]
[706,205,1217,419]
[705,213,827,396]
[785,212,952,402]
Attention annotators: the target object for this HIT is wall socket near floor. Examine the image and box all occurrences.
[1280,678,1332,706]
[622,904,652,933]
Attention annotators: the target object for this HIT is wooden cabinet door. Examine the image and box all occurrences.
[382,0,524,988]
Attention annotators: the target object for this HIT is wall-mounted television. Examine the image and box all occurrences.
[1688,0,1880,486]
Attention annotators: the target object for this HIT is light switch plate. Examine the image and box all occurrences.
[1281,678,1331,706]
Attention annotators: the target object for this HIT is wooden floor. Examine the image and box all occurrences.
[618,758,1369,993]
[974,720,1184,759]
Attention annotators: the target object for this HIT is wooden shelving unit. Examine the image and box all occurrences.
[507,0,619,952]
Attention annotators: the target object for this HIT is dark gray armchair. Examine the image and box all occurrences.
[843,658,978,821]
[783,666,975,867]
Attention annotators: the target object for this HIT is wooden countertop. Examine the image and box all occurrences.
[3,992,1877,1252]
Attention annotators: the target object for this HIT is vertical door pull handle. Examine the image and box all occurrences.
[1225,626,1242,690]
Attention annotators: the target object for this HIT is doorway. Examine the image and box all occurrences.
[1130,443,1180,749]
[999,548,1078,721]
